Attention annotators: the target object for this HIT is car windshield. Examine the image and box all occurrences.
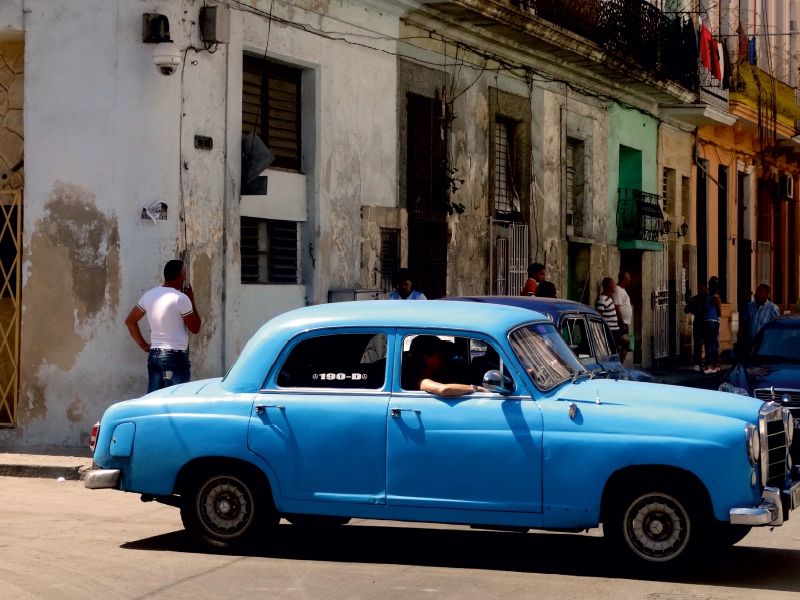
[509,323,584,391]
[750,324,800,364]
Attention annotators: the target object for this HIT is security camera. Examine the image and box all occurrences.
[152,41,181,76]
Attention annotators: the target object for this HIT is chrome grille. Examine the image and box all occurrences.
[760,405,790,489]
[755,388,800,406]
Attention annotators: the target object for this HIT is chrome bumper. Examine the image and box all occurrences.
[84,469,121,490]
[730,480,800,526]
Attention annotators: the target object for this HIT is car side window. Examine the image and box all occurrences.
[400,334,508,391]
[588,318,614,358]
[560,317,596,365]
[276,333,387,389]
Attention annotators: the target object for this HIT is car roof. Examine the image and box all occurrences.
[257,299,549,337]
[446,296,600,318]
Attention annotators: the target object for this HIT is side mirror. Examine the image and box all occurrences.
[483,370,515,395]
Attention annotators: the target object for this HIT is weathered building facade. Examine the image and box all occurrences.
[0,0,757,446]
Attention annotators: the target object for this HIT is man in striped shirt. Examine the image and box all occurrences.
[596,277,630,352]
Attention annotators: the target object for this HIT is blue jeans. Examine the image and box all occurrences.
[703,320,720,367]
[147,349,191,393]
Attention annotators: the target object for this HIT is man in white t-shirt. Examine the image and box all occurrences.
[124,260,202,393]
[612,270,633,363]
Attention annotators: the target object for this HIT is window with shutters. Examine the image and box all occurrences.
[243,55,302,172]
[494,120,519,217]
[240,217,299,284]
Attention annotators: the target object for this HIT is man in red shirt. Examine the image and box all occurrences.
[520,262,546,296]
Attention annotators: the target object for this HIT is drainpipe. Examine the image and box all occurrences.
[488,216,494,295]
[694,127,725,190]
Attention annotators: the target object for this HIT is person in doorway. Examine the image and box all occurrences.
[612,271,633,363]
[684,283,709,371]
[739,283,781,347]
[388,268,427,300]
[702,280,722,374]
[125,260,202,393]
[535,281,557,298]
[521,263,546,296]
[596,277,630,351]
[408,335,486,397]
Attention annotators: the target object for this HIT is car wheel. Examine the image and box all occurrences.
[285,514,351,527]
[181,470,276,548]
[606,485,710,570]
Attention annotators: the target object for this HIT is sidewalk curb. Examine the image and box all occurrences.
[0,463,92,481]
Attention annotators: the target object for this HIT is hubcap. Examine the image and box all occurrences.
[622,493,690,562]
[196,475,254,540]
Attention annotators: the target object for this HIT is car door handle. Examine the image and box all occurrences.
[390,407,421,418]
[255,404,285,415]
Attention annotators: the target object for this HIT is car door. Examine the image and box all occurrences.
[248,328,392,505]
[385,329,543,513]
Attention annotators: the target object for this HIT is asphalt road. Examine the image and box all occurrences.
[3,477,800,599]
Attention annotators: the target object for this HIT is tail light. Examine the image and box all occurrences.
[89,422,100,452]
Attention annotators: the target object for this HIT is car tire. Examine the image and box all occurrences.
[285,514,351,527]
[181,468,277,548]
[605,482,711,571]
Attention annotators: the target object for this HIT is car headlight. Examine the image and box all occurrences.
[720,382,749,396]
[746,422,760,466]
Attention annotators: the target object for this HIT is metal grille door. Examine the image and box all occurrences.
[653,248,669,360]
[508,223,528,295]
[407,94,448,299]
[495,238,508,295]
[0,190,21,427]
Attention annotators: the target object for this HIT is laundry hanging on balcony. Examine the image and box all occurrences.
[710,36,722,80]
[698,22,712,70]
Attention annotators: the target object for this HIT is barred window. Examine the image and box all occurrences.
[243,55,302,171]
[240,217,299,284]
[494,120,519,216]
[380,228,400,292]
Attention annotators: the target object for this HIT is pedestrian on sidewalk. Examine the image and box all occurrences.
[596,277,630,352]
[612,271,633,363]
[124,260,202,393]
[388,268,427,300]
[684,283,709,371]
[520,263,546,296]
[702,279,722,374]
[738,284,781,351]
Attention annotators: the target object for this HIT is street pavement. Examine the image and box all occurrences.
[3,477,800,599]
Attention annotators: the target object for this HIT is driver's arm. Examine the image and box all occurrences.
[419,379,486,397]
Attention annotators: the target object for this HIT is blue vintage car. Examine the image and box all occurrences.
[86,301,800,570]
[446,296,654,382]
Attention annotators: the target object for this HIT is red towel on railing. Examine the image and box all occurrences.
[710,36,722,80]
[699,22,712,70]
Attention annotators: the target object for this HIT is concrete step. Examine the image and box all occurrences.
[0,448,93,481]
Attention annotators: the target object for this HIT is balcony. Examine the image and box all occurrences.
[617,188,664,251]
[729,60,800,135]
[405,0,698,105]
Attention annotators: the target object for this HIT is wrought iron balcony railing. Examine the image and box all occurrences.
[509,0,704,93]
[617,188,664,243]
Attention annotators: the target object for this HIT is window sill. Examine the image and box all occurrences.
[567,235,594,245]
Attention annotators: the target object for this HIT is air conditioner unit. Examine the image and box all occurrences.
[779,175,794,199]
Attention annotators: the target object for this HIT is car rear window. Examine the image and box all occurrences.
[276,333,387,389]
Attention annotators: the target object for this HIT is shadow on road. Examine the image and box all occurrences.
[122,523,800,592]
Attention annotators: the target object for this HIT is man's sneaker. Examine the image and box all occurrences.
[693,365,701,372]
[704,366,714,375]
[713,365,721,373]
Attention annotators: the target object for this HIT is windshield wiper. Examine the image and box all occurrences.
[571,370,595,384]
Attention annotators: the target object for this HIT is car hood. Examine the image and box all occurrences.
[731,361,800,393]
[553,378,762,423]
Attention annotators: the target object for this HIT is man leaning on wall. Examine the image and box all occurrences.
[124,260,202,393]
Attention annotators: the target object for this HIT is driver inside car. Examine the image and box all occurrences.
[406,335,487,397]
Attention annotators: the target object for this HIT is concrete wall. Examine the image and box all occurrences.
[0,0,400,446]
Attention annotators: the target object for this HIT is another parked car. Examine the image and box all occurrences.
[85,301,800,570]
[447,296,653,382]
[720,315,800,463]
